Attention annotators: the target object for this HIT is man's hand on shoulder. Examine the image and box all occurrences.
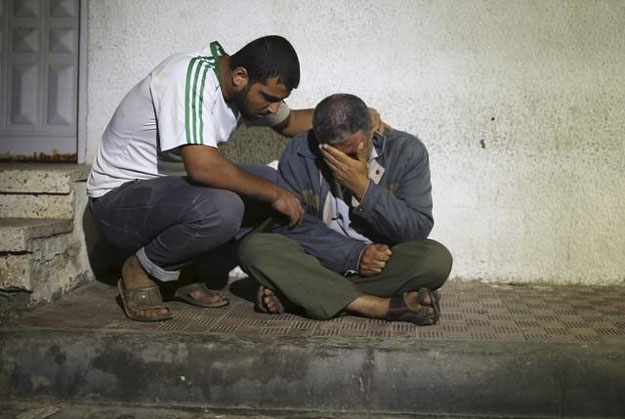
[368,108,392,134]
[359,243,392,277]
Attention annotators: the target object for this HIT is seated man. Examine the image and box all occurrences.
[238,94,452,325]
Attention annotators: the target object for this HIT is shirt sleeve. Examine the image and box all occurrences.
[150,56,220,151]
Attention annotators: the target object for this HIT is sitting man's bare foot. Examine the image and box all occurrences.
[120,255,171,320]
[174,283,228,308]
[256,286,285,314]
[402,290,437,324]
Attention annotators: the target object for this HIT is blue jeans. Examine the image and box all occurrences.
[89,164,276,282]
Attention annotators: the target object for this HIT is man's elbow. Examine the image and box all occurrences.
[184,165,214,186]
[401,218,433,242]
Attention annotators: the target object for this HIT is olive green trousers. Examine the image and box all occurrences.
[238,233,453,320]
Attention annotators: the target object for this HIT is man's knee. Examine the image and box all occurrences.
[426,240,453,284]
[398,239,453,287]
[188,190,244,239]
[238,233,295,267]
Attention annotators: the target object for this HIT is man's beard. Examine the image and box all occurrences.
[231,86,255,119]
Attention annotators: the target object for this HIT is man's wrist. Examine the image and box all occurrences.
[353,177,370,200]
[267,183,282,202]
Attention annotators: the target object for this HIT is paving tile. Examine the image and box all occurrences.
[3,279,624,345]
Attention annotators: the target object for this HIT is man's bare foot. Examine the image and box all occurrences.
[174,283,228,308]
[256,286,285,314]
[121,255,170,319]
[347,295,390,318]
[403,290,436,323]
[347,291,436,323]
[189,289,225,305]
[263,288,279,313]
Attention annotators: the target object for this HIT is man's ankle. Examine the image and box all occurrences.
[347,295,390,319]
[122,256,156,289]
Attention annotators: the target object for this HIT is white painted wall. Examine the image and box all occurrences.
[87,0,625,285]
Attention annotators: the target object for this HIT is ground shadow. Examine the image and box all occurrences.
[229,277,260,303]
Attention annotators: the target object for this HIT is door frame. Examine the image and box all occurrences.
[77,0,88,163]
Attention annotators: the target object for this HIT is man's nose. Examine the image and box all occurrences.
[267,102,280,114]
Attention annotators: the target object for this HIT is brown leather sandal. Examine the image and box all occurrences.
[174,283,228,308]
[117,279,173,322]
[432,290,442,322]
[386,290,438,326]
[416,288,440,323]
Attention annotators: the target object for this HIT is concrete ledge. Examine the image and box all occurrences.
[0,164,90,194]
[0,253,32,290]
[1,329,623,418]
[0,193,75,219]
[0,218,73,252]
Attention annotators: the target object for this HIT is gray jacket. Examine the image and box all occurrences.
[272,129,434,274]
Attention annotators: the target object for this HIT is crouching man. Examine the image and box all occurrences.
[238,94,452,325]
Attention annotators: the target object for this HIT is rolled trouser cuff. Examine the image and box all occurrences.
[136,247,180,282]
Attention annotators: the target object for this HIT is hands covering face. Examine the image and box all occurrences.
[319,140,369,200]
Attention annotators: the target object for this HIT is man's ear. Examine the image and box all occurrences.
[231,66,249,92]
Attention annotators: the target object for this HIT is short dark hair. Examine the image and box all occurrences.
[312,94,370,145]
[229,35,300,90]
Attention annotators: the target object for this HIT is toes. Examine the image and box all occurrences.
[139,308,168,318]
[206,294,224,304]
[427,307,437,324]
[264,296,277,313]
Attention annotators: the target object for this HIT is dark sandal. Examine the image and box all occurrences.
[254,285,285,314]
[416,288,440,323]
[386,292,437,326]
[117,279,172,322]
[174,283,229,308]
[432,290,442,321]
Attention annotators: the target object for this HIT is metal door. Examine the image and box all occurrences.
[0,0,80,161]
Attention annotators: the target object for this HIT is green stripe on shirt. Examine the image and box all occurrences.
[185,57,216,144]
[197,63,211,145]
[184,57,199,144]
[190,60,206,144]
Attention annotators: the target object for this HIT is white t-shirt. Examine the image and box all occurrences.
[87,41,290,198]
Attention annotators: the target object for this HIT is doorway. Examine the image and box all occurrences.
[0,0,86,162]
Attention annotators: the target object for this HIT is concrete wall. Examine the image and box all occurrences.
[86,0,625,285]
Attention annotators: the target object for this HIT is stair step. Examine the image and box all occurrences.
[0,253,32,291]
[0,164,92,302]
[0,218,73,252]
[0,192,75,219]
[0,163,90,194]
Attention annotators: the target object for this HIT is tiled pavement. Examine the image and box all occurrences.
[5,278,625,343]
[2,278,625,418]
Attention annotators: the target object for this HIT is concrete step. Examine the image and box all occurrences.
[0,164,93,302]
[0,192,76,219]
[0,218,73,252]
[0,163,89,219]
[0,218,75,294]
[0,163,90,194]
[0,400,408,419]
[1,280,624,418]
